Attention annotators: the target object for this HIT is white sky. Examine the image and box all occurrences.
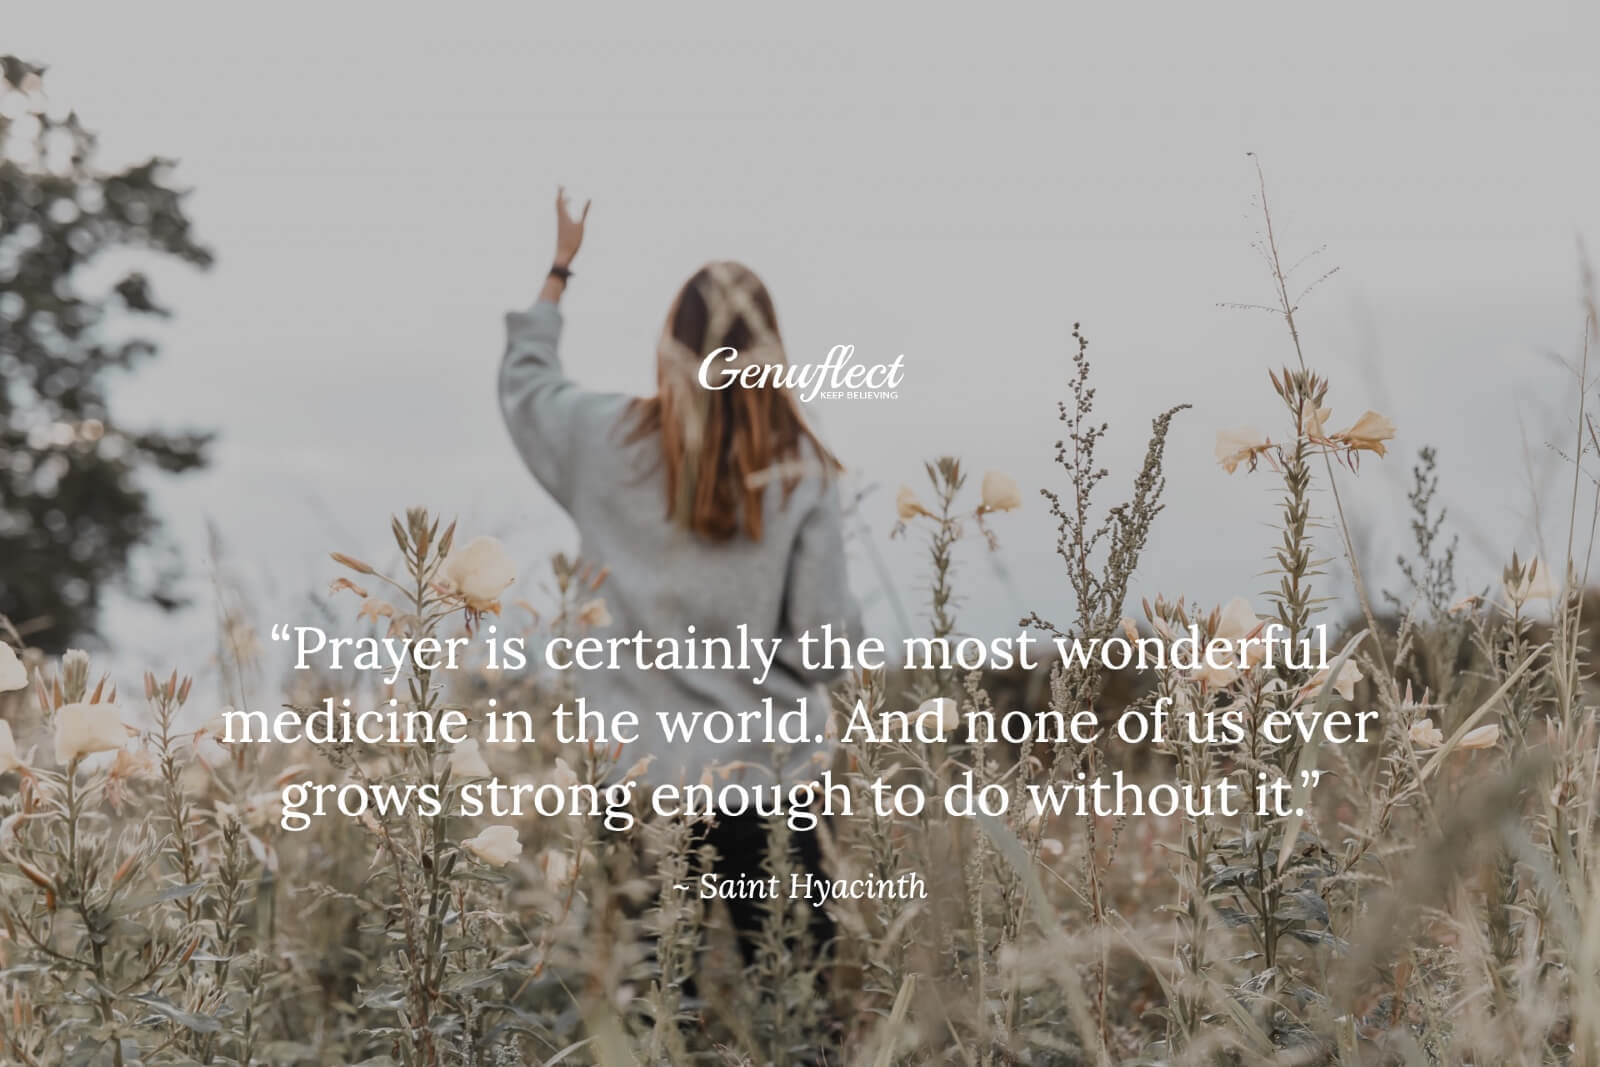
[11,2,1600,676]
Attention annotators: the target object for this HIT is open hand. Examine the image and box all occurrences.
[554,186,590,267]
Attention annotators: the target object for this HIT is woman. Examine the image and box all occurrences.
[497,189,859,964]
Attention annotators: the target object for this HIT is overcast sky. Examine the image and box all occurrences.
[12,3,1600,677]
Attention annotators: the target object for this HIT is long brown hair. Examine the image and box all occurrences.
[625,262,839,541]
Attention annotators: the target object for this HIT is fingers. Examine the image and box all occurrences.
[556,185,566,217]
[580,199,591,223]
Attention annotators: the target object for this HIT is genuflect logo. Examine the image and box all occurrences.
[698,345,904,401]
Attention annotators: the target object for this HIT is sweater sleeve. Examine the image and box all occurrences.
[498,300,605,511]
[777,480,863,684]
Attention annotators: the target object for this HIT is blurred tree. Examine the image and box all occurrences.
[0,56,213,652]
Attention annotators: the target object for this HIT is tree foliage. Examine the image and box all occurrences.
[0,55,213,651]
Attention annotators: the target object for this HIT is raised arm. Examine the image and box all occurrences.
[537,186,589,306]
[497,188,602,510]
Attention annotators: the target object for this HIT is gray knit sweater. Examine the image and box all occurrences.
[497,300,859,787]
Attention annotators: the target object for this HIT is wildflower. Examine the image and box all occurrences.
[917,696,961,736]
[551,757,579,790]
[54,702,129,766]
[357,597,395,624]
[1040,838,1065,859]
[1448,594,1482,615]
[329,577,369,598]
[1409,717,1444,749]
[0,644,26,692]
[1194,597,1264,687]
[462,825,522,867]
[450,738,491,780]
[242,791,284,830]
[979,471,1022,513]
[1299,400,1333,439]
[1504,557,1559,603]
[440,536,517,613]
[576,598,612,628]
[107,746,156,782]
[896,485,931,520]
[1215,427,1273,473]
[1119,616,1140,645]
[0,720,20,775]
[1333,410,1396,457]
[1301,659,1363,703]
[621,754,655,782]
[1458,723,1500,751]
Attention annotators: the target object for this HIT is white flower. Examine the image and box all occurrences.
[918,696,962,736]
[0,644,26,693]
[979,471,1022,513]
[450,738,491,780]
[462,825,522,867]
[1458,723,1500,751]
[550,757,579,790]
[576,598,612,629]
[896,485,930,521]
[441,536,517,613]
[1215,427,1272,473]
[1194,597,1264,688]
[0,720,20,775]
[1409,717,1444,749]
[54,702,129,766]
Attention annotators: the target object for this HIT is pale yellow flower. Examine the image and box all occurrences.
[1409,717,1444,749]
[576,598,612,628]
[1458,723,1500,751]
[1334,411,1396,457]
[0,721,20,775]
[450,738,491,780]
[896,485,930,521]
[979,471,1022,513]
[1215,427,1272,474]
[462,825,522,867]
[54,702,129,766]
[1195,597,1265,687]
[441,536,517,613]
[0,644,26,693]
[1302,659,1363,703]
[107,746,157,783]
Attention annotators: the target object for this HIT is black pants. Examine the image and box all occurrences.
[697,812,835,969]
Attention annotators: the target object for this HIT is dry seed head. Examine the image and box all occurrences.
[331,552,377,576]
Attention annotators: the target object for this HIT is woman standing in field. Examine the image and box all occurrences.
[496,189,859,972]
